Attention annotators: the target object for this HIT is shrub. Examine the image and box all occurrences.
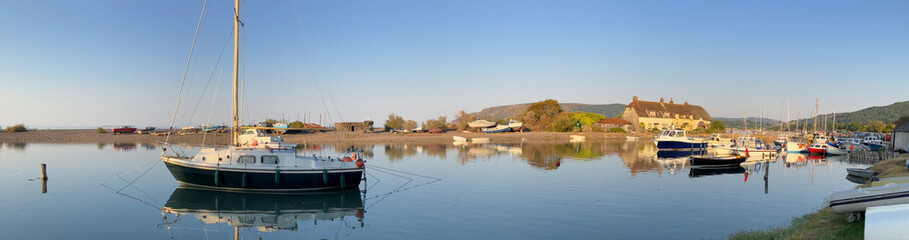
[608,127,626,133]
[97,127,106,134]
[591,126,605,132]
[5,124,27,132]
[651,128,660,133]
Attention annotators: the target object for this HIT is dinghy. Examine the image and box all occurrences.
[829,183,909,214]
[847,168,877,179]
[688,155,747,167]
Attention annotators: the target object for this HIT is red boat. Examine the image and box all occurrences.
[807,143,827,156]
[112,125,137,134]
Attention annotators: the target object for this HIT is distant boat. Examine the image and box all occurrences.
[201,125,223,132]
[774,136,788,147]
[626,136,639,141]
[570,135,586,141]
[112,125,137,134]
[272,122,289,133]
[688,155,747,167]
[452,136,468,141]
[427,127,443,133]
[653,129,707,151]
[137,127,156,134]
[808,143,847,156]
[829,183,909,214]
[481,125,511,133]
[468,120,496,128]
[785,141,809,153]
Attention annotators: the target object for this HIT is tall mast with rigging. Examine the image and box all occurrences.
[232,0,240,146]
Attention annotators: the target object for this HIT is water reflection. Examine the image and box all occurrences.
[161,187,364,237]
[4,142,27,150]
[112,142,137,152]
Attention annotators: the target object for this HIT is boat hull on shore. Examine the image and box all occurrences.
[829,184,909,214]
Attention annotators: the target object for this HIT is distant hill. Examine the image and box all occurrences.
[818,101,909,124]
[714,117,781,129]
[472,103,627,119]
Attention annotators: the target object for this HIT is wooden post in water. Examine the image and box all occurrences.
[42,179,47,194]
[40,163,48,180]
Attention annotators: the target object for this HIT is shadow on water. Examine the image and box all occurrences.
[4,142,27,151]
[161,186,365,238]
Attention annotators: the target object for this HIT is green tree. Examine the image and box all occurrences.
[423,116,448,130]
[403,120,418,131]
[453,110,477,131]
[709,121,725,132]
[867,121,886,133]
[385,114,404,130]
[570,112,606,127]
[519,99,562,131]
[549,112,576,132]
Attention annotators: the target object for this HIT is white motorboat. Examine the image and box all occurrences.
[715,136,776,158]
[502,119,523,131]
[468,120,496,128]
[829,183,909,214]
[653,129,707,151]
[785,141,808,153]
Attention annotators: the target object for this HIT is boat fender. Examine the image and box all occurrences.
[251,140,258,146]
[343,157,353,162]
[352,153,358,159]
[322,169,329,185]
[214,170,220,186]
[275,169,280,185]
[242,173,247,188]
[341,174,346,188]
[356,159,364,168]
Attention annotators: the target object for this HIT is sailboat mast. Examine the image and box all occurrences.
[232,0,240,146]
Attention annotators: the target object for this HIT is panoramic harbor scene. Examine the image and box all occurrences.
[2,1,909,239]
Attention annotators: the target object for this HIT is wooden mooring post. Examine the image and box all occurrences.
[40,163,48,180]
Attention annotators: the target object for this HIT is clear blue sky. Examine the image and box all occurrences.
[2,0,908,128]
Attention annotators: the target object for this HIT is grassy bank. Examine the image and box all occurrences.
[730,153,909,240]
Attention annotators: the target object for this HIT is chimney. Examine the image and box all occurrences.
[632,96,638,107]
[660,97,664,103]
[669,98,674,104]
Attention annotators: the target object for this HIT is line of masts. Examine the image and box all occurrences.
[739,97,839,134]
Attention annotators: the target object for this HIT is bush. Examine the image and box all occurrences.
[5,124,27,132]
[97,127,106,134]
[651,128,660,133]
[608,127,626,133]
[591,126,605,132]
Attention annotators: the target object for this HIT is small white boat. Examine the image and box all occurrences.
[653,129,707,151]
[570,135,586,140]
[785,141,808,153]
[829,183,909,214]
[468,120,496,128]
[625,136,639,141]
[847,168,877,179]
[481,125,511,133]
[452,136,468,141]
[503,119,523,131]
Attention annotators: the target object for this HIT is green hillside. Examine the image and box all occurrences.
[822,101,909,124]
[473,103,627,119]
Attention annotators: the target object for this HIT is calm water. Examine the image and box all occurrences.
[0,141,869,239]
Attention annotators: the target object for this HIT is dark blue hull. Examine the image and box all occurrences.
[164,162,363,191]
[656,140,707,151]
[657,150,707,158]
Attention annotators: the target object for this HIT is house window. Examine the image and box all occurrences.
[238,155,256,164]
[261,155,278,164]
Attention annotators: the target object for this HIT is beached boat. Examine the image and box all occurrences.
[468,120,496,128]
[452,136,468,142]
[201,125,223,132]
[503,119,523,131]
[829,183,909,214]
[570,135,586,141]
[653,129,707,151]
[137,127,156,134]
[112,125,137,134]
[160,1,364,191]
[626,136,639,141]
[481,125,511,133]
[272,122,289,133]
[689,155,747,167]
[847,168,877,179]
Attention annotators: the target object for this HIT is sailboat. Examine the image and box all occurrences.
[160,0,364,191]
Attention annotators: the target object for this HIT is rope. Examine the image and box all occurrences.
[202,68,224,146]
[188,30,233,126]
[165,0,208,146]
[286,0,345,145]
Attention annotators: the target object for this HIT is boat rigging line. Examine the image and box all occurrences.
[201,68,224,146]
[165,0,208,147]
[362,164,442,210]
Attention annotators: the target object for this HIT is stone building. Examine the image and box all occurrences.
[619,96,712,132]
[593,118,633,132]
[335,120,374,133]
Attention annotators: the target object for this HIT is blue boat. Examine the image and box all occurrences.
[653,129,707,151]
[482,125,511,133]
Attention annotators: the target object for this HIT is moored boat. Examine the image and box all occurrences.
[452,136,468,141]
[653,129,707,151]
[785,141,809,153]
[112,125,137,134]
[689,155,747,167]
[160,1,364,192]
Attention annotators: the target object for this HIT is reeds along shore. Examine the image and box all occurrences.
[0,129,656,144]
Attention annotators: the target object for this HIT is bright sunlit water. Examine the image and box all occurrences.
[0,141,869,239]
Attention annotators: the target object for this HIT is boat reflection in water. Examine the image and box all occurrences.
[161,187,364,237]
[688,166,746,178]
